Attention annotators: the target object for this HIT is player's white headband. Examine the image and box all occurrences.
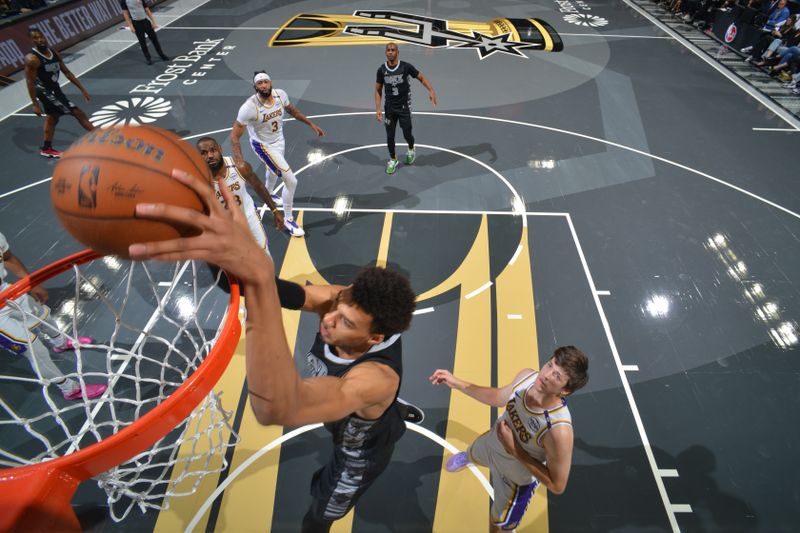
[253,73,271,83]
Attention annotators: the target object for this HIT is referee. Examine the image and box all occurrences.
[374,42,437,175]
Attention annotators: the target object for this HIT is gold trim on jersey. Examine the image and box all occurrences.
[534,419,572,448]
[496,483,520,525]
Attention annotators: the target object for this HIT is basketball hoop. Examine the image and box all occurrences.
[0,249,241,531]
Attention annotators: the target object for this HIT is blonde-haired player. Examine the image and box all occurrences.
[230,70,325,238]
[196,137,282,253]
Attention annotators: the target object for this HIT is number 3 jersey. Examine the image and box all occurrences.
[235,89,289,145]
[376,61,419,112]
[213,157,269,253]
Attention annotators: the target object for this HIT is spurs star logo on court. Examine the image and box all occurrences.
[90,97,172,129]
[270,10,564,59]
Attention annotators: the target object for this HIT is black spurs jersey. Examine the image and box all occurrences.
[376,61,419,112]
[305,332,406,454]
[31,48,61,92]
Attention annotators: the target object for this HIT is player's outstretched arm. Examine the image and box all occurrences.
[430,368,533,407]
[285,103,325,136]
[128,172,310,426]
[278,361,400,426]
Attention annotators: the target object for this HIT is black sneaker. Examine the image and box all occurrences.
[396,398,425,424]
[145,57,153,65]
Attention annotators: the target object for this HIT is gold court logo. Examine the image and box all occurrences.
[269,10,563,59]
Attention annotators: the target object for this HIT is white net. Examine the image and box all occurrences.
[0,257,240,522]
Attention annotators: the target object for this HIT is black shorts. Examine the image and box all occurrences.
[36,87,77,116]
[307,442,395,522]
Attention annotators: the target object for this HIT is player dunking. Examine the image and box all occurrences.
[375,42,437,175]
[24,28,94,159]
[431,346,588,532]
[196,136,282,255]
[128,172,421,532]
[230,71,325,238]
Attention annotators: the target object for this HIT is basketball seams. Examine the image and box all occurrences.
[142,126,210,180]
[55,154,176,181]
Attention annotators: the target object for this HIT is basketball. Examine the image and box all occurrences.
[50,125,210,258]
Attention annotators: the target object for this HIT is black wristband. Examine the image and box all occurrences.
[275,277,305,309]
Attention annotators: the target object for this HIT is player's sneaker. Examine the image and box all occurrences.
[396,398,425,424]
[40,147,62,158]
[284,217,305,237]
[404,149,416,165]
[63,383,107,401]
[446,452,470,473]
[270,193,283,207]
[386,158,399,175]
[53,336,94,353]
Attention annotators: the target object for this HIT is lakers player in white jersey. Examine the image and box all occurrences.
[431,346,589,532]
[230,71,325,238]
[196,137,283,253]
[1,231,106,401]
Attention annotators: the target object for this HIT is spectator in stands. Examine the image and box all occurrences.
[744,14,797,59]
[0,0,21,18]
[762,0,790,32]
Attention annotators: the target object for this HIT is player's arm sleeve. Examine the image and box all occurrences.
[275,277,306,310]
[408,63,420,78]
[119,0,129,11]
[376,67,383,84]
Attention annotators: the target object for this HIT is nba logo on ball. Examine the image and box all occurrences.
[725,23,737,43]
[78,166,99,209]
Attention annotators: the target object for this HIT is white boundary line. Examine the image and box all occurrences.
[564,212,679,531]
[560,32,673,39]
[4,112,799,223]
[752,127,800,132]
[621,0,800,130]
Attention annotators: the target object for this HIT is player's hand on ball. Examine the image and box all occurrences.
[129,169,274,285]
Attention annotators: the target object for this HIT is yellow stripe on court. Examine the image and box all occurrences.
[495,226,548,533]
[432,214,493,531]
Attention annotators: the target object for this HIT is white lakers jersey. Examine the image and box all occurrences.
[236,89,289,145]
[490,371,573,464]
[214,157,269,253]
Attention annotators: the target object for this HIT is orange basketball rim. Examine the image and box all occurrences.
[0,249,241,531]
